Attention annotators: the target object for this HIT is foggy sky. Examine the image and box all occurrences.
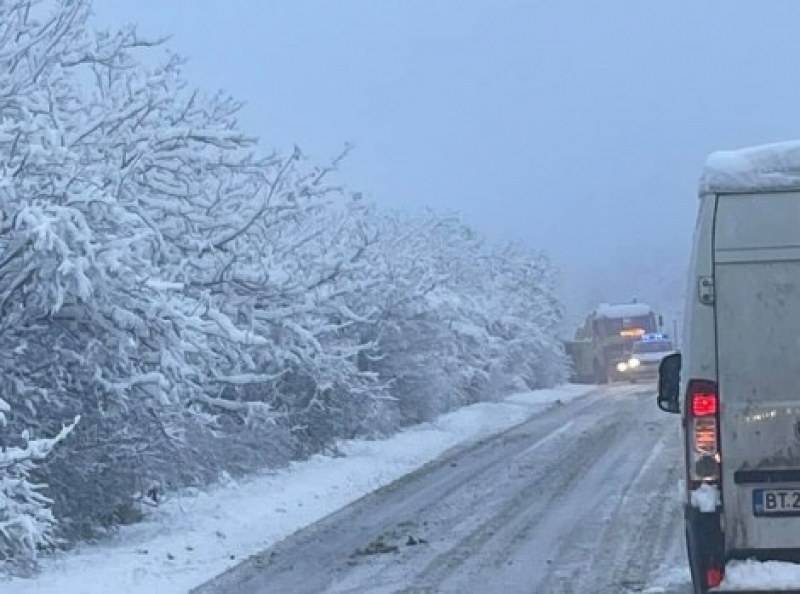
[94,1,800,325]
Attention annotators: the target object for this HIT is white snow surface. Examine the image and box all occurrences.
[720,559,800,591]
[702,140,800,193]
[642,565,691,593]
[595,302,652,319]
[690,483,720,513]
[3,384,593,594]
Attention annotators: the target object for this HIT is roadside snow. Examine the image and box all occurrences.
[645,549,800,592]
[720,560,800,591]
[642,565,692,593]
[2,384,593,594]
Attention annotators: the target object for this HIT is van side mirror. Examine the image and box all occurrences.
[657,353,681,414]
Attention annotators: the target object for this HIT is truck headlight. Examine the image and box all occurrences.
[628,358,641,368]
[617,362,628,373]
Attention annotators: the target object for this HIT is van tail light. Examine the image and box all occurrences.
[706,565,723,589]
[687,379,721,486]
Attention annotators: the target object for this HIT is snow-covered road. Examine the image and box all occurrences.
[194,384,692,594]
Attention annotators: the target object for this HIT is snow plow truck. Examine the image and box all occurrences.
[565,302,661,384]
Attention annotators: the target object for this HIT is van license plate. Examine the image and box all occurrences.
[753,489,800,516]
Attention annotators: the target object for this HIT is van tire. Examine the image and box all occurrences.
[685,507,724,594]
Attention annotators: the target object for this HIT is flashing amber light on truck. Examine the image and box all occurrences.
[619,328,645,338]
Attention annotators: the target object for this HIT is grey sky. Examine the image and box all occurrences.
[94,1,800,324]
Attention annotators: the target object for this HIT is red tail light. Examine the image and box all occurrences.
[687,380,719,419]
[706,566,723,588]
[687,379,721,485]
[692,392,718,417]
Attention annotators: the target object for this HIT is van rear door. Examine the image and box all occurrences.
[714,190,800,552]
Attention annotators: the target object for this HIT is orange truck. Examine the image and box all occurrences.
[564,302,662,384]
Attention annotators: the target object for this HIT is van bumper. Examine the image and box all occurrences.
[686,505,800,591]
[685,504,726,589]
[725,547,800,563]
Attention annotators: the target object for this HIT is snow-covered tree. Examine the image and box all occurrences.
[353,212,566,425]
[0,397,76,569]
[0,0,567,566]
[0,0,384,536]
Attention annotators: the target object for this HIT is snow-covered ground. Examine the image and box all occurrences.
[10,381,800,594]
[720,560,800,591]
[189,383,685,594]
[642,566,692,593]
[2,384,593,594]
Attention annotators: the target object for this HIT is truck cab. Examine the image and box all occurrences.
[566,303,660,384]
[658,141,800,593]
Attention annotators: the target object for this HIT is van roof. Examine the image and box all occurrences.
[702,140,800,194]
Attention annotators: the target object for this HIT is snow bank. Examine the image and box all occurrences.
[720,559,800,591]
[595,302,652,319]
[3,384,593,594]
[702,140,800,193]
[642,565,692,593]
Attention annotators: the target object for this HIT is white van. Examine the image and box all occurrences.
[658,141,800,593]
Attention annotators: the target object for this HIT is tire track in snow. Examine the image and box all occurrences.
[193,384,687,594]
[526,400,675,594]
[569,412,686,594]
[398,415,626,593]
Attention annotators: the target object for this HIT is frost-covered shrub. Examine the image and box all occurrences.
[0,399,76,570]
[0,0,567,566]
[353,214,567,426]
[0,0,382,541]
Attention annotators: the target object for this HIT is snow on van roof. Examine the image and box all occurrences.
[702,140,800,193]
[594,303,652,319]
